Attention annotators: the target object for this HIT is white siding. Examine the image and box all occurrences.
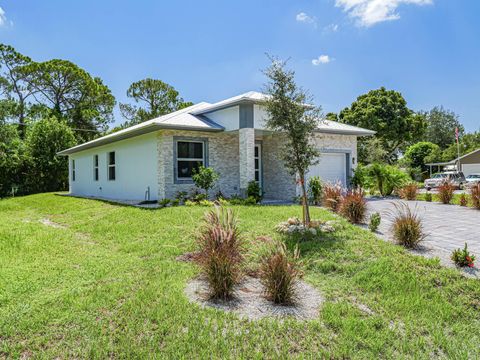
[462,164,480,176]
[69,132,159,201]
[204,106,239,131]
[254,104,268,129]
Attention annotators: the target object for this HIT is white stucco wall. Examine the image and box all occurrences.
[204,106,239,131]
[69,132,159,201]
[253,104,268,129]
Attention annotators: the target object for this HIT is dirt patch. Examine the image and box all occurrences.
[39,218,66,229]
[176,252,201,263]
[185,276,323,321]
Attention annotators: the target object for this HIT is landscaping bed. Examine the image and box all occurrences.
[1,193,480,358]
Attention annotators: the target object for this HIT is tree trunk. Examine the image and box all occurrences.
[300,174,311,226]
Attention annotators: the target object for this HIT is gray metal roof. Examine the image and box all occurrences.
[58,102,224,155]
[59,91,375,155]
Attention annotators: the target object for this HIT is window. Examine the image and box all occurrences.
[72,159,76,181]
[176,140,205,179]
[108,151,116,181]
[93,155,99,181]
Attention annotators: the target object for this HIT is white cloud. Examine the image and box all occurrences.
[312,55,332,65]
[0,7,7,27]
[296,12,317,27]
[324,23,339,32]
[335,0,433,27]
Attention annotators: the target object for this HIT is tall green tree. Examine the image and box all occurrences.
[0,44,35,136]
[339,87,425,163]
[402,141,442,173]
[442,131,480,161]
[22,59,115,141]
[263,58,321,226]
[423,106,464,150]
[119,78,192,126]
[0,121,26,197]
[25,117,76,193]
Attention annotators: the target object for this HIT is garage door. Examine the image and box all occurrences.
[306,152,347,186]
[462,164,480,176]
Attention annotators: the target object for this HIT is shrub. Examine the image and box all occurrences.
[322,183,343,212]
[437,181,455,204]
[246,180,262,203]
[390,202,425,249]
[425,192,432,202]
[170,199,180,206]
[259,241,300,305]
[196,207,244,300]
[308,176,323,205]
[175,191,188,203]
[451,243,475,268]
[158,198,170,207]
[369,212,381,232]
[459,193,468,207]
[470,183,480,209]
[398,183,418,200]
[192,165,219,198]
[339,190,367,224]
[367,163,410,196]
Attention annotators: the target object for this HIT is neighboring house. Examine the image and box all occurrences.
[427,148,480,176]
[58,91,374,202]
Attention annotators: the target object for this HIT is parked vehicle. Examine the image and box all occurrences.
[465,174,480,188]
[424,171,466,190]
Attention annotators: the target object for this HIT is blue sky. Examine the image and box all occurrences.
[1,0,479,131]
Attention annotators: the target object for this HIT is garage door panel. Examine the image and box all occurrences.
[307,152,346,186]
[462,164,480,176]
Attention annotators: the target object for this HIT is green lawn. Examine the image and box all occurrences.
[1,194,480,358]
[417,192,475,206]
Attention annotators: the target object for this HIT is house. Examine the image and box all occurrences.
[426,148,480,177]
[58,91,375,202]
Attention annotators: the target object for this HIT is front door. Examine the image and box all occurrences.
[254,144,262,190]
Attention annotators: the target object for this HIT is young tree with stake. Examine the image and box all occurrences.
[263,57,322,226]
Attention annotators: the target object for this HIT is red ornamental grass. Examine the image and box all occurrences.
[196,206,244,300]
[340,190,367,224]
[471,183,480,209]
[322,183,343,213]
[398,183,419,201]
[437,181,455,204]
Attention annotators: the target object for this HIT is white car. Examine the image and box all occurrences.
[465,174,480,188]
[424,171,466,190]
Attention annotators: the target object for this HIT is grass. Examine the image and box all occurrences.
[418,192,474,206]
[0,193,480,358]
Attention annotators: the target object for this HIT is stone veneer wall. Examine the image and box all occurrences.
[157,130,240,199]
[312,133,358,171]
[261,133,297,201]
[239,128,256,196]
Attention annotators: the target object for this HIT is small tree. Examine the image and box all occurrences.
[192,165,219,198]
[263,57,321,225]
[25,117,76,193]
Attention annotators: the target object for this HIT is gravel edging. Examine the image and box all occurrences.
[185,276,323,321]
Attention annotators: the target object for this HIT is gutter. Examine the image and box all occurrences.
[57,123,224,156]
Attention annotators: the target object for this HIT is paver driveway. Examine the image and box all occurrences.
[366,198,480,268]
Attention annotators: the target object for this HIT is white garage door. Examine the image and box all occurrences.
[462,164,480,176]
[307,152,347,186]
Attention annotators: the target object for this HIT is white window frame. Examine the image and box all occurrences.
[175,140,206,182]
[93,154,99,181]
[107,151,116,181]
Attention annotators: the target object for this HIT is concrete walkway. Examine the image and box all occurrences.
[366,198,480,277]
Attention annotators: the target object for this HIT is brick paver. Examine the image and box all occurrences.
[366,198,480,255]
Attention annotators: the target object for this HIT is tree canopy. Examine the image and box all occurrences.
[402,141,441,173]
[422,106,464,150]
[119,78,192,127]
[21,59,115,141]
[339,87,425,163]
[263,57,321,225]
